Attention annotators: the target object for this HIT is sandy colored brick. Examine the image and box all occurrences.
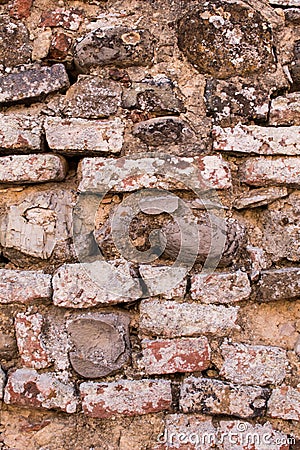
[0,269,52,304]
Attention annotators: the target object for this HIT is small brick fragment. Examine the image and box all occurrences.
[0,269,52,304]
[180,377,269,418]
[140,299,240,338]
[40,8,83,30]
[0,154,67,184]
[15,313,51,369]
[0,64,69,104]
[256,268,300,302]
[4,368,77,413]
[220,342,289,386]
[241,157,300,187]
[49,32,72,60]
[0,16,31,67]
[0,366,5,399]
[45,117,124,154]
[80,379,172,418]
[133,117,195,146]
[0,114,42,153]
[270,93,300,126]
[268,385,300,420]
[140,337,211,375]
[190,270,251,304]
[139,265,187,299]
[9,0,32,19]
[213,124,300,155]
[234,186,288,209]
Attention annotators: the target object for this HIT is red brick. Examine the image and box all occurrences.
[140,337,211,375]
[49,33,72,60]
[80,379,172,418]
[9,0,32,19]
[40,8,83,31]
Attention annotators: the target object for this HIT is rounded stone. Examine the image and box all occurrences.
[177,0,275,79]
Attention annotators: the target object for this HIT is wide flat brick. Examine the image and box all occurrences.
[140,337,211,375]
[240,157,300,187]
[213,124,300,155]
[0,154,67,184]
[256,268,300,302]
[234,186,288,209]
[139,299,239,338]
[15,313,51,369]
[180,377,269,418]
[4,368,77,413]
[45,117,124,154]
[268,386,300,420]
[0,269,52,304]
[270,93,300,126]
[190,271,251,304]
[0,64,69,104]
[220,342,289,386]
[78,155,232,193]
[52,261,143,308]
[80,379,172,418]
[0,114,42,153]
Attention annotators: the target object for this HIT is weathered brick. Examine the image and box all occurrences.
[213,124,300,155]
[268,386,300,420]
[234,186,288,209]
[256,268,300,302]
[139,265,187,299]
[180,377,269,418]
[0,114,42,153]
[285,8,300,25]
[78,155,232,193]
[80,379,172,418]
[74,27,154,70]
[190,271,251,304]
[133,117,195,146]
[45,117,124,154]
[270,93,300,126]
[0,64,69,104]
[4,368,77,413]
[270,0,299,5]
[220,342,289,386]
[40,8,83,30]
[49,32,72,60]
[52,261,143,308]
[0,269,52,304]
[15,313,51,369]
[140,337,211,375]
[139,299,239,338]
[0,154,67,184]
[0,16,31,67]
[62,76,122,118]
[9,0,32,19]
[0,366,5,399]
[240,157,300,187]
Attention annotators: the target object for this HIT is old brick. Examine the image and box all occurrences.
[241,157,300,187]
[49,33,72,60]
[139,265,187,299]
[213,124,300,155]
[4,368,77,413]
[190,271,251,304]
[0,269,51,304]
[62,76,122,119]
[0,16,31,67]
[80,379,172,418]
[67,313,130,378]
[40,8,83,30]
[220,342,289,386]
[270,93,300,125]
[178,1,274,79]
[290,62,300,92]
[0,366,5,399]
[0,154,67,184]
[74,27,154,71]
[0,64,69,105]
[270,0,299,5]
[256,268,300,302]
[234,186,288,209]
[180,377,269,418]
[78,155,232,193]
[9,0,32,19]
[140,337,211,375]
[32,30,52,61]
[133,117,195,146]
[0,114,43,153]
[15,312,51,369]
[140,299,240,338]
[52,260,143,308]
[45,117,124,154]
[285,8,300,25]
[268,386,300,420]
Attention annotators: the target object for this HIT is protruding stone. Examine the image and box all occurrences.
[178,1,274,79]
[234,187,288,209]
[80,379,172,418]
[268,386,300,420]
[0,16,31,67]
[256,268,300,302]
[0,114,43,153]
[0,64,69,104]
[139,265,187,299]
[220,342,289,386]
[74,27,154,71]
[67,313,130,378]
[140,299,240,338]
[0,154,67,184]
[4,368,77,413]
[0,269,52,304]
[270,93,300,125]
[132,117,195,146]
[241,157,300,187]
[180,377,269,418]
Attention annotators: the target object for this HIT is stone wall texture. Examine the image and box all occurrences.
[0,0,300,449]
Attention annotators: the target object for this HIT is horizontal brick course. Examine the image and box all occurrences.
[0,269,52,304]
[241,157,300,187]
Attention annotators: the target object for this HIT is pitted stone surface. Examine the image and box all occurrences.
[40,7,83,30]
[256,268,300,301]
[132,117,195,146]
[270,93,300,126]
[0,16,31,67]
[268,386,300,420]
[0,269,52,304]
[241,157,300,187]
[139,265,187,299]
[67,313,130,378]
[0,114,43,153]
[177,0,275,79]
